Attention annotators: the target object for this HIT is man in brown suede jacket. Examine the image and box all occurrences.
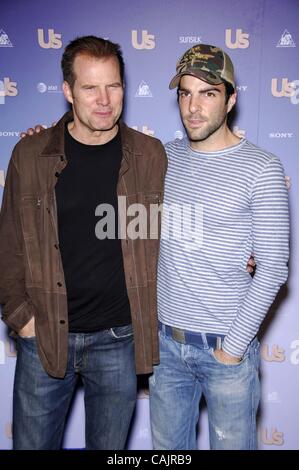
[0,35,167,449]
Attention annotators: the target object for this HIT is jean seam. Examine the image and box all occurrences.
[185,379,199,449]
[179,342,199,449]
[248,357,258,449]
[83,337,88,371]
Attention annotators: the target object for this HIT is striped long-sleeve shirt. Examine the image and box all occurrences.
[158,137,289,357]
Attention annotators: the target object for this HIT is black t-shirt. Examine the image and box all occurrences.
[55,127,131,332]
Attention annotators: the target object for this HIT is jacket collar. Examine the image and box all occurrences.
[39,111,132,160]
[120,121,138,155]
[39,111,72,158]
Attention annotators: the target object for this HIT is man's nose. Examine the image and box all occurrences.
[189,95,202,113]
[96,88,109,106]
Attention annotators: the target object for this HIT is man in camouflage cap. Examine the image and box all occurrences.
[169,44,235,90]
[149,44,289,450]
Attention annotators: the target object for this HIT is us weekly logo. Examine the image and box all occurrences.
[0,77,18,104]
[271,78,299,104]
[37,28,62,49]
[225,28,249,49]
[131,30,155,49]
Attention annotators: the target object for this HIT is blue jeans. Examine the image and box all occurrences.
[149,324,260,450]
[13,324,137,450]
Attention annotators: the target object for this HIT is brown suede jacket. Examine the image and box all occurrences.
[0,112,167,378]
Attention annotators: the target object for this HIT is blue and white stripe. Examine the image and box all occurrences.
[158,138,289,357]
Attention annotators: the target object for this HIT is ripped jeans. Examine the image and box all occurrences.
[149,323,260,450]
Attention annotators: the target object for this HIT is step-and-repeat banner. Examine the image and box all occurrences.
[1,0,298,450]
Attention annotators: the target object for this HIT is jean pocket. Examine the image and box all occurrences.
[110,324,134,339]
[17,335,37,354]
[209,348,247,367]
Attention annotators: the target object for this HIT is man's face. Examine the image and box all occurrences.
[63,54,124,142]
[178,75,236,148]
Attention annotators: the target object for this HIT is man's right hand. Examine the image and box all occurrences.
[20,125,46,138]
[18,317,36,338]
[20,122,56,138]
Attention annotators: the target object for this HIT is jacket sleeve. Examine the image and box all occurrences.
[157,139,168,182]
[0,154,35,332]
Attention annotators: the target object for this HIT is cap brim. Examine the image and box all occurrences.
[169,70,224,89]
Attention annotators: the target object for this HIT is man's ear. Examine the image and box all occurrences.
[227,92,237,114]
[63,81,73,105]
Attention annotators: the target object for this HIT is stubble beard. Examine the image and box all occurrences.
[184,112,227,144]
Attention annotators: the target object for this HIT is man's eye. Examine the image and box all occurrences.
[206,91,216,97]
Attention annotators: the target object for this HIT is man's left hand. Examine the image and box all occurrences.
[213,348,242,364]
[246,256,255,273]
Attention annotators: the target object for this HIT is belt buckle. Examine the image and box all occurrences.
[172,327,185,344]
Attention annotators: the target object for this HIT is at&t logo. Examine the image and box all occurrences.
[225,29,249,49]
[131,30,155,49]
[37,82,62,94]
[38,28,62,49]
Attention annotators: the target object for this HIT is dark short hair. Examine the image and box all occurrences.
[61,35,125,89]
[223,81,235,104]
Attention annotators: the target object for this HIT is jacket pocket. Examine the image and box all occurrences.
[20,196,43,283]
[143,192,162,205]
[142,192,162,281]
[2,299,35,333]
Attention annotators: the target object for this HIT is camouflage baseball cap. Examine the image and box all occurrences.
[169,44,235,90]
